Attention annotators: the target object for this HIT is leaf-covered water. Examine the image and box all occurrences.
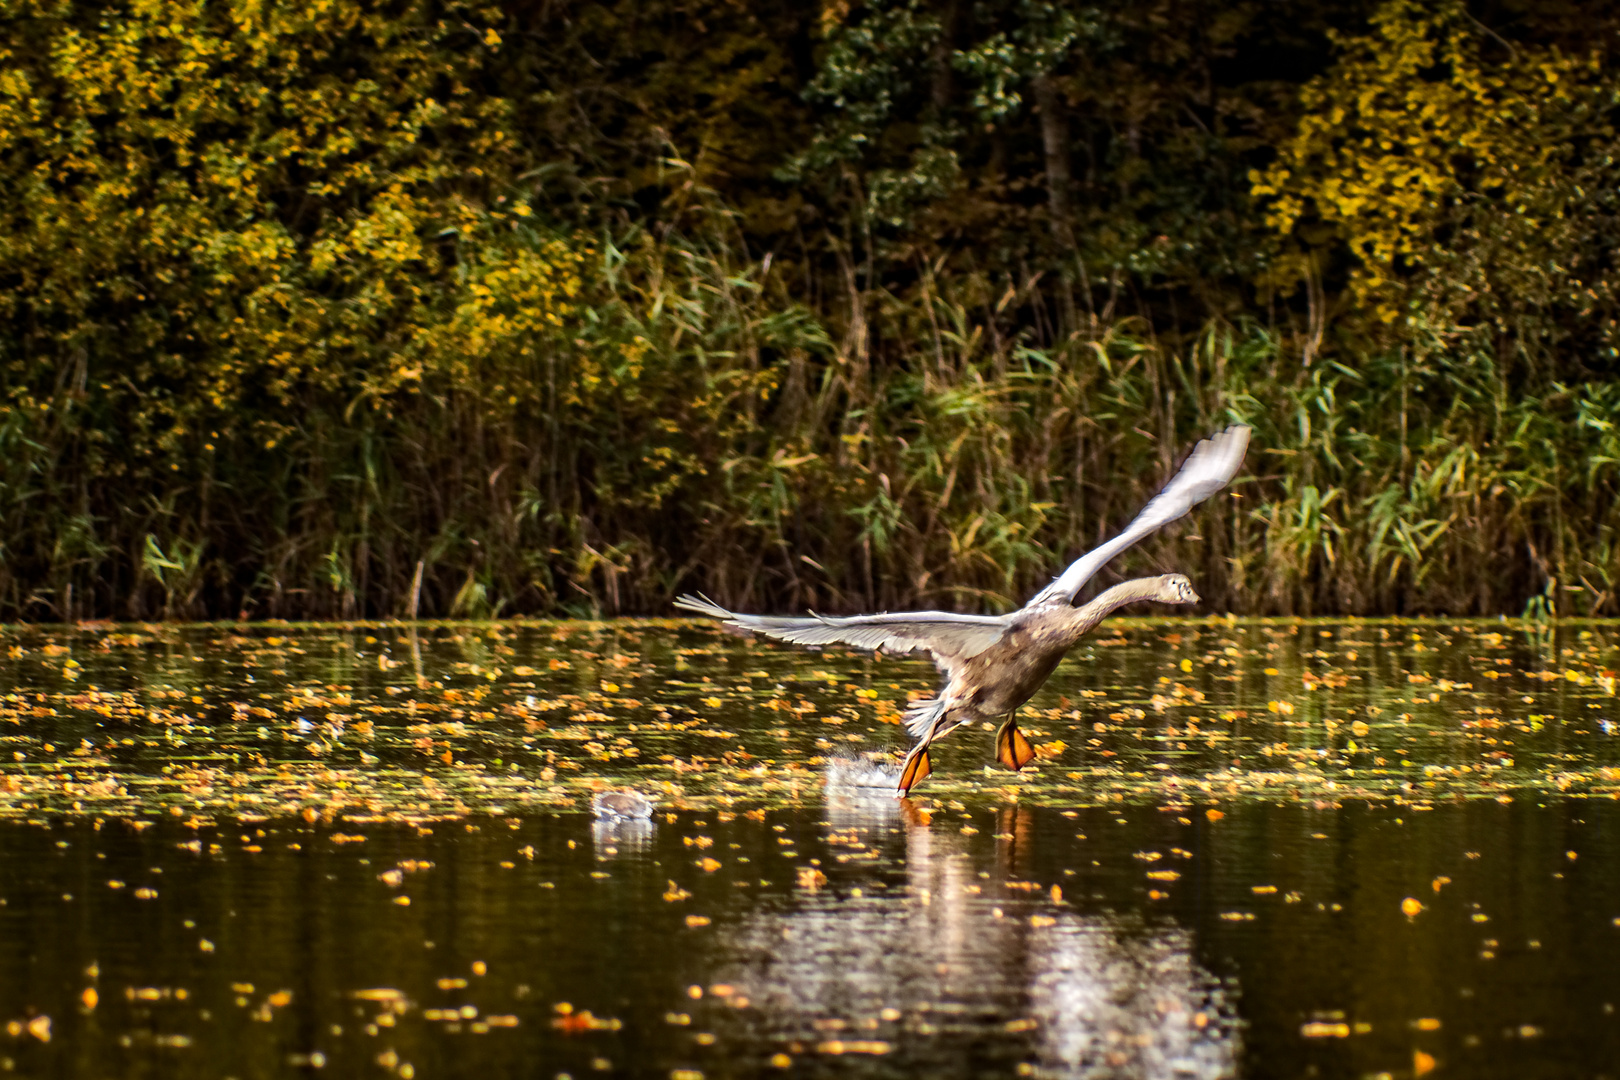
[0,618,1616,1077]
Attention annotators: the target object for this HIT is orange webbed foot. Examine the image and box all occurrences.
[994,720,1037,770]
[896,745,932,796]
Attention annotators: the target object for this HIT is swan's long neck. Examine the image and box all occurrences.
[1056,577,1166,646]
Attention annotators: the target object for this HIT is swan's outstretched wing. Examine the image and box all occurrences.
[1024,424,1251,609]
[675,594,1008,676]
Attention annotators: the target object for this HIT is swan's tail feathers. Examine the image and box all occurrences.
[994,718,1036,771]
[902,696,946,740]
[896,742,932,796]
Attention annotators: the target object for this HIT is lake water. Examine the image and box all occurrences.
[0,617,1616,1078]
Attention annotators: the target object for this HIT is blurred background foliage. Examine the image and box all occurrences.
[0,0,1617,620]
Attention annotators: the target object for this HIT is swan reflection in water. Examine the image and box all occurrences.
[706,753,1239,1078]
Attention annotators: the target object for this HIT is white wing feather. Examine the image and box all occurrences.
[1024,424,1250,609]
[674,594,1008,677]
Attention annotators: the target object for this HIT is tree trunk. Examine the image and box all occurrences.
[929,0,965,117]
[1031,74,1074,249]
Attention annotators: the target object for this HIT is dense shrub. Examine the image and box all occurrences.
[0,0,1615,619]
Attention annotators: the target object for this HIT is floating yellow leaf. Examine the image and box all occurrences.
[816,1040,890,1055]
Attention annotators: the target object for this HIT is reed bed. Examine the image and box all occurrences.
[1,204,1615,621]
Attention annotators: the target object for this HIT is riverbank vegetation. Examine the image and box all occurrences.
[0,0,1616,619]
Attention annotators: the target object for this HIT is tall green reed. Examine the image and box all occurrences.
[0,186,1615,619]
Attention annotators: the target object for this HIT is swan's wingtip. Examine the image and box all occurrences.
[674,592,730,619]
[1214,423,1253,456]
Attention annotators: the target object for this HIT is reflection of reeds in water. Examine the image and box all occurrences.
[709,800,1238,1077]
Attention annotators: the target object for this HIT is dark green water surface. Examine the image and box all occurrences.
[0,617,1616,1078]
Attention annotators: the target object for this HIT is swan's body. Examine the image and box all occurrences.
[676,425,1250,794]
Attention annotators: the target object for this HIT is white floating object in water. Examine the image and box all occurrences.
[592,789,655,822]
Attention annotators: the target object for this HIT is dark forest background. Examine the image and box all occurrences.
[1,0,1618,620]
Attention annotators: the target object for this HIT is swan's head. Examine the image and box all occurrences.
[1155,574,1200,605]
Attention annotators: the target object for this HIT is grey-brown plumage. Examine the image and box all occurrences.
[887,574,1198,792]
[676,425,1249,794]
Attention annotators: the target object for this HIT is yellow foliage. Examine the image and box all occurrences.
[1252,0,1602,326]
[0,0,585,471]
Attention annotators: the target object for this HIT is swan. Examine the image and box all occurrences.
[677,425,1250,794]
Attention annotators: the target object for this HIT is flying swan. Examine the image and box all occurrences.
[676,425,1250,794]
